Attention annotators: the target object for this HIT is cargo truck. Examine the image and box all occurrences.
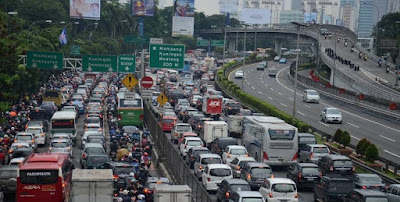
[202,95,222,120]
[70,169,114,202]
[201,121,228,146]
[154,184,191,202]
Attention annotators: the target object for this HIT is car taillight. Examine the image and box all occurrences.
[297,172,302,180]
[292,152,298,161]
[199,165,202,170]
[225,192,230,198]
[362,185,367,189]
[236,166,240,171]
[174,133,178,137]
[41,133,45,137]
[329,166,334,171]
[310,152,314,159]
[184,145,187,149]
[207,178,211,182]
[270,174,274,178]
[191,155,195,159]
[144,188,148,193]
[294,193,298,198]
[263,152,269,160]
[82,153,87,159]
[268,193,273,198]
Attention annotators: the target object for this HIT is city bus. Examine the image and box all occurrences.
[16,153,74,202]
[242,116,299,166]
[51,111,77,141]
[42,90,62,108]
[117,92,144,128]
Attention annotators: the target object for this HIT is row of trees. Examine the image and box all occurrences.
[375,12,400,60]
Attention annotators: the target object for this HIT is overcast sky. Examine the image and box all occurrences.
[164,0,220,16]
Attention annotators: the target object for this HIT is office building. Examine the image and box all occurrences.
[302,0,340,24]
[357,0,374,38]
[387,0,400,13]
[280,10,304,23]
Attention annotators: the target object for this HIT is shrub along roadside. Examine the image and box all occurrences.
[217,60,310,132]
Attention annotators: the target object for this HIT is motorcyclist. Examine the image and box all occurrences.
[110,140,119,153]
[117,145,129,161]
[120,190,131,202]
[337,38,340,43]
[141,152,151,169]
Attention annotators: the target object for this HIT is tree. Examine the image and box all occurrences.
[365,144,379,162]
[356,138,369,155]
[340,131,351,148]
[333,129,342,142]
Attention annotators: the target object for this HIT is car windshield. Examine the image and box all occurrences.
[27,129,41,134]
[187,140,202,146]
[365,198,388,202]
[313,147,329,153]
[327,108,341,114]
[302,167,320,174]
[209,168,231,177]
[299,137,316,144]
[360,176,383,184]
[16,135,32,140]
[193,150,209,156]
[307,91,319,95]
[13,150,32,158]
[87,156,108,164]
[229,184,251,192]
[230,149,247,155]
[202,158,221,164]
[51,142,69,147]
[271,183,296,192]
[163,119,174,123]
[177,125,191,132]
[242,198,263,202]
[251,167,272,174]
[114,166,135,175]
[333,160,352,166]
[239,160,254,167]
[328,181,354,192]
[85,147,105,155]
[218,140,237,149]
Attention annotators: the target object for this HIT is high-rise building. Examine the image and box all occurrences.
[339,0,357,31]
[291,0,302,10]
[241,0,283,24]
[280,10,304,23]
[302,0,340,24]
[357,0,374,38]
[387,0,400,13]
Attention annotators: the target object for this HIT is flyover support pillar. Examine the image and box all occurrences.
[330,68,335,84]
[228,39,235,53]
[275,39,282,57]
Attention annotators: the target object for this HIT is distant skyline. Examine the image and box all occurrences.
[160,0,220,16]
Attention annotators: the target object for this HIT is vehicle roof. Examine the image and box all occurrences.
[52,111,76,119]
[233,191,263,197]
[267,178,295,184]
[245,162,271,168]
[326,154,350,160]
[223,178,249,185]
[147,177,170,184]
[16,132,33,136]
[184,137,202,141]
[199,153,221,158]
[176,123,191,126]
[298,133,315,137]
[190,147,209,151]
[234,156,256,161]
[297,163,319,167]
[307,144,328,148]
[227,145,246,149]
[84,143,104,148]
[206,164,231,169]
[389,184,400,188]
[352,189,387,196]
[20,153,69,170]
[353,173,381,178]
[50,139,70,143]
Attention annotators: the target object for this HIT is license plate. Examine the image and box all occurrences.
[280,200,288,202]
[307,178,314,181]
[278,158,284,162]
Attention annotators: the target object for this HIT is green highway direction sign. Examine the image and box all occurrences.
[118,55,136,72]
[149,44,185,69]
[197,39,209,47]
[27,51,63,70]
[211,40,224,47]
[82,55,118,72]
[70,45,81,55]
[124,35,149,44]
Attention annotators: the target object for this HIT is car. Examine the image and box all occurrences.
[351,174,385,190]
[8,142,31,161]
[87,135,106,149]
[239,162,273,190]
[25,120,47,132]
[210,137,238,156]
[299,144,330,163]
[52,133,73,146]
[222,145,248,164]
[286,163,321,190]
[9,157,25,165]
[314,175,355,202]
[26,126,46,145]
[385,184,400,202]
[85,117,102,127]
[274,56,280,61]
[279,58,287,64]
[185,147,210,169]
[81,131,102,149]
[81,143,107,168]
[223,102,241,116]
[216,179,251,202]
[178,132,198,146]
[258,178,298,202]
[268,68,277,77]
[188,114,206,130]
[49,139,73,157]
[321,107,343,124]
[144,177,171,201]
[171,123,192,144]
[235,70,244,79]
[194,153,223,180]
[298,133,317,153]
[101,162,136,176]
[303,89,320,103]
[202,164,233,192]
[318,154,354,175]
[179,137,203,158]
[345,189,388,202]
[82,154,109,169]
[228,156,256,178]
[256,64,265,71]
[0,165,18,194]
[14,132,36,150]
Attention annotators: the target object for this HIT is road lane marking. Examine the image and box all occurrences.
[318,121,330,127]
[297,111,305,116]
[261,81,264,83]
[304,104,311,108]
[280,103,287,107]
[278,92,283,95]
[268,97,273,100]
[289,98,294,101]
[265,84,268,87]
[247,82,250,85]
[347,122,360,128]
[351,135,360,140]
[251,86,255,90]
[258,91,263,95]
[380,135,396,142]
[384,150,400,159]
[270,88,274,91]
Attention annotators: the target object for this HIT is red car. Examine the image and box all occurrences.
[160,116,176,132]
[178,132,198,146]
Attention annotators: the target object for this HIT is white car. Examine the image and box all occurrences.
[202,164,233,192]
[274,56,281,61]
[85,123,103,134]
[320,107,342,124]
[229,191,265,202]
[303,89,320,103]
[9,157,25,165]
[15,132,36,150]
[235,70,244,79]
[179,137,203,158]
[194,153,223,179]
[222,145,248,164]
[26,127,46,145]
[258,178,298,202]
[229,156,256,178]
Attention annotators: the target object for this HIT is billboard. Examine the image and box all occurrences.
[304,12,317,24]
[323,15,332,24]
[70,0,101,20]
[241,8,271,24]
[219,0,239,13]
[132,0,154,16]
[174,0,195,17]
[172,16,194,37]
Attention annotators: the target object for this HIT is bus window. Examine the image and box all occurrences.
[19,170,59,184]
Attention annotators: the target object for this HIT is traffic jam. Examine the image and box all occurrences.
[0,71,162,202]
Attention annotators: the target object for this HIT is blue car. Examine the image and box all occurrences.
[279,58,287,64]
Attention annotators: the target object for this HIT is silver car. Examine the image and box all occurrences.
[386,184,400,202]
[299,144,330,163]
[193,153,222,180]
[49,139,73,157]
[320,107,342,124]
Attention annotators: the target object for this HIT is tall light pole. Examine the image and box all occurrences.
[291,22,308,119]
[363,2,380,54]
[223,25,228,68]
[396,21,400,86]
[242,24,247,90]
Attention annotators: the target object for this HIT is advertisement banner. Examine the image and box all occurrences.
[70,0,101,20]
[241,8,271,24]
[132,0,154,16]
[174,0,195,17]
[219,0,239,13]
[304,12,317,24]
[172,16,194,37]
[323,15,332,24]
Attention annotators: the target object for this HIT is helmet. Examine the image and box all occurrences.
[145,146,150,150]
[143,152,148,157]
[129,172,135,177]
[10,127,14,131]
[4,135,8,138]
[122,190,129,195]
[138,194,145,200]
[116,197,123,202]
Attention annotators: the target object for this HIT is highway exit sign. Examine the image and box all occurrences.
[27,51,63,70]
[149,44,185,69]
[197,39,209,47]
[211,40,224,47]
[82,55,117,72]
[118,55,135,73]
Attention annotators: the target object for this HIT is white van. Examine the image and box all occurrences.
[259,178,298,202]
[202,164,233,191]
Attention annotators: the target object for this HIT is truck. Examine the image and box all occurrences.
[70,169,114,202]
[201,121,228,146]
[202,95,223,118]
[154,184,191,202]
[228,115,243,138]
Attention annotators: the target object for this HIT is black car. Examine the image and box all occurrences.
[345,189,388,202]
[223,102,241,116]
[314,175,354,202]
[239,162,273,190]
[216,179,251,202]
[298,133,317,153]
[287,163,321,190]
[169,92,185,107]
[188,114,206,130]
[12,147,34,159]
[29,107,52,120]
[351,174,385,190]
[101,162,136,193]
[185,147,210,169]
[210,137,238,156]
[317,154,354,175]
[82,154,109,169]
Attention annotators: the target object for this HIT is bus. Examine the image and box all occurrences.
[242,116,298,166]
[43,90,62,108]
[16,153,74,202]
[51,111,77,141]
[117,92,144,128]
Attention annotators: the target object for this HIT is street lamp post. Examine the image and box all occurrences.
[242,25,247,90]
[396,21,400,86]
[223,25,228,68]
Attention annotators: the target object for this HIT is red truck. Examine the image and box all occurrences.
[202,95,222,118]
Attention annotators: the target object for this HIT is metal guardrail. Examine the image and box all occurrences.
[143,103,213,202]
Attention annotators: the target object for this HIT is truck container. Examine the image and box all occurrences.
[202,95,222,116]
[201,121,228,146]
[154,184,191,202]
[70,169,114,202]
[228,115,243,138]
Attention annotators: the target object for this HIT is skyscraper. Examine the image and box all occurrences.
[387,0,400,13]
[357,0,374,38]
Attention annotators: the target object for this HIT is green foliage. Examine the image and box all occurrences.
[333,129,343,142]
[356,138,371,156]
[340,131,351,148]
[365,144,379,162]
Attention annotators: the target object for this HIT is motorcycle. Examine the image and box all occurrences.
[337,38,340,43]
[351,46,354,52]
[344,42,348,47]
